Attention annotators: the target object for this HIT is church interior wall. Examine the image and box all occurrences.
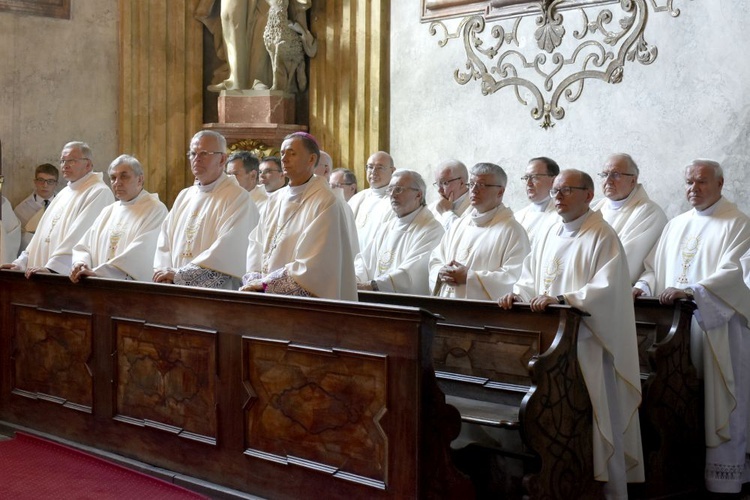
[390,1,750,219]
[0,1,118,207]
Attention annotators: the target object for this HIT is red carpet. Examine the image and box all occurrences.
[0,432,208,499]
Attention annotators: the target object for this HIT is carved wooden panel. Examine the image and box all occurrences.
[114,319,218,442]
[11,305,93,411]
[433,323,539,386]
[636,321,658,375]
[243,337,388,488]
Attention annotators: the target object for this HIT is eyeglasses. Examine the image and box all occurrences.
[187,150,223,160]
[433,177,462,189]
[597,171,635,181]
[259,168,282,175]
[386,186,420,196]
[330,182,354,189]
[366,163,389,172]
[59,158,89,166]
[521,174,556,183]
[550,186,589,197]
[34,178,58,186]
[468,181,503,191]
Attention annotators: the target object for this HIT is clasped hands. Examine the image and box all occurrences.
[437,260,468,286]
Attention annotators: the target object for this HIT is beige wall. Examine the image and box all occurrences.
[390,1,750,219]
[0,2,119,207]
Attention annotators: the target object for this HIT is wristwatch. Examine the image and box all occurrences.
[556,294,566,304]
[683,287,694,299]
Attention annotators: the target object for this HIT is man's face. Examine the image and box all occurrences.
[551,171,592,223]
[330,170,356,201]
[388,175,422,218]
[685,163,723,211]
[366,152,394,189]
[109,163,143,202]
[600,156,637,201]
[34,172,58,199]
[259,160,285,192]
[59,147,92,183]
[523,160,556,203]
[226,159,256,191]
[435,167,467,202]
[280,138,317,186]
[189,135,226,185]
[469,174,504,213]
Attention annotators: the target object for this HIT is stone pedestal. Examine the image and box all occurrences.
[218,90,296,125]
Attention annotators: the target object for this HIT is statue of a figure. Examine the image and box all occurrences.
[264,0,317,92]
[196,0,316,93]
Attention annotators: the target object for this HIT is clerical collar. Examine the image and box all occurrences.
[68,171,95,189]
[120,189,147,206]
[532,196,551,211]
[453,190,469,210]
[285,175,316,202]
[396,205,423,227]
[606,185,638,210]
[197,172,225,193]
[560,209,590,237]
[470,204,502,227]
[695,197,723,216]
[371,186,389,198]
[33,193,55,203]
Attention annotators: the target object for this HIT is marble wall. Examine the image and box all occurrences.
[0,1,118,207]
[390,1,750,219]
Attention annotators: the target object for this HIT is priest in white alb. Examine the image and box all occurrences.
[501,169,644,499]
[635,159,750,495]
[428,159,471,231]
[430,162,529,300]
[514,156,560,249]
[3,141,114,276]
[348,150,396,250]
[153,130,258,289]
[592,153,667,284]
[355,170,444,295]
[226,150,268,211]
[242,132,357,300]
[70,155,167,282]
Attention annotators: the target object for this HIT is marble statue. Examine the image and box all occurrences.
[264,0,317,92]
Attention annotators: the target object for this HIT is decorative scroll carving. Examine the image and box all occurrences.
[11,305,93,412]
[114,319,218,443]
[429,0,685,128]
[242,337,388,488]
[228,138,278,159]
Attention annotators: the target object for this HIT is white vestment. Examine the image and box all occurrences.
[0,197,21,263]
[14,192,55,251]
[515,210,644,490]
[592,184,667,284]
[429,205,530,300]
[250,185,268,213]
[355,205,444,295]
[72,190,168,281]
[155,173,258,289]
[428,190,471,232]
[514,197,558,249]
[246,175,357,300]
[348,187,395,251]
[639,197,750,493]
[13,172,114,274]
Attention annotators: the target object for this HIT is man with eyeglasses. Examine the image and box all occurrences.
[69,155,167,283]
[355,170,443,295]
[14,163,59,251]
[500,169,644,498]
[153,130,258,289]
[243,132,357,300]
[428,159,470,231]
[258,156,287,194]
[226,150,268,212]
[329,168,357,202]
[514,156,560,249]
[592,153,667,284]
[2,142,114,276]
[429,162,529,299]
[636,160,750,495]
[348,151,397,250]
